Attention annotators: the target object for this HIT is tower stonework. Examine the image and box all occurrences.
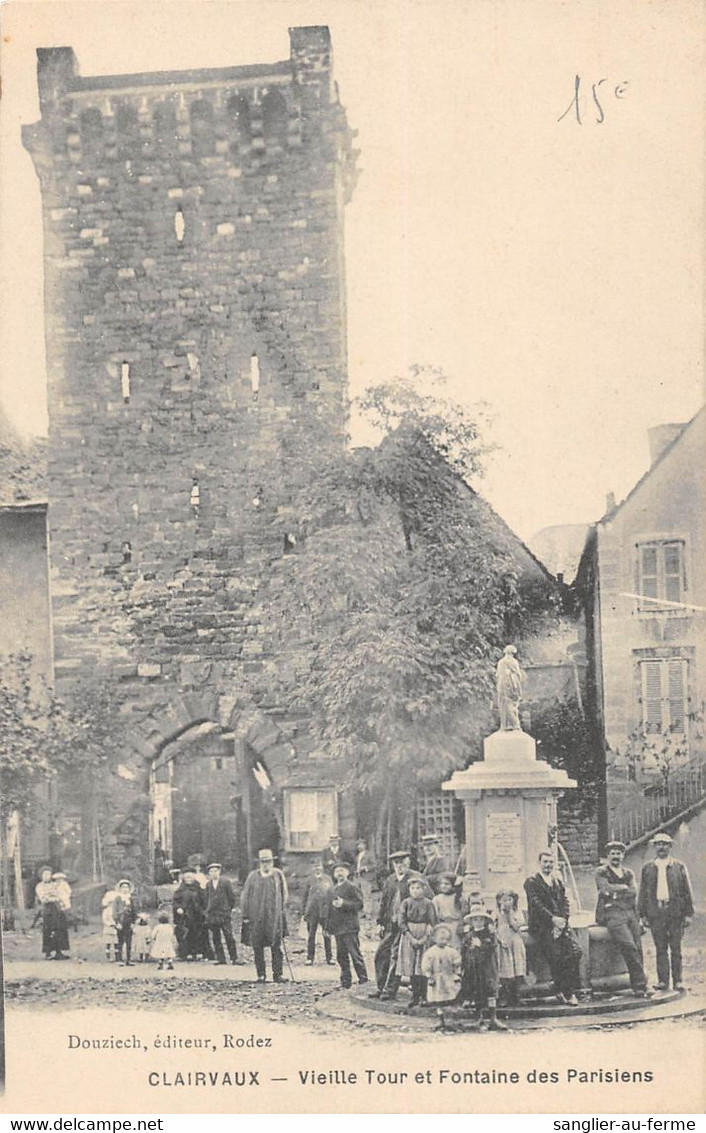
[24,28,357,874]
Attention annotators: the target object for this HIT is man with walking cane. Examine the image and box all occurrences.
[241,848,290,983]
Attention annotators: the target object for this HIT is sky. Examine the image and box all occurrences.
[0,0,703,540]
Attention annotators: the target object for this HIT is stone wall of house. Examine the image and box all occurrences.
[22,27,356,871]
[557,795,600,868]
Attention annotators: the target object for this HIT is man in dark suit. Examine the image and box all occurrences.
[524,850,580,1005]
[638,832,694,992]
[595,841,650,997]
[204,862,239,965]
[327,861,368,989]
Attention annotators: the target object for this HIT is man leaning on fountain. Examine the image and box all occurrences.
[595,841,651,998]
[524,850,581,1005]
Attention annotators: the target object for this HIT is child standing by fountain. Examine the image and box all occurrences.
[460,903,508,1030]
[398,876,437,1007]
[495,889,526,1006]
[432,873,462,949]
[421,923,462,1004]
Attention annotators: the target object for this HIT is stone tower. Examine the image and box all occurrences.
[23,28,357,876]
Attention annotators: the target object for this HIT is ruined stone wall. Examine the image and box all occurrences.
[24,26,352,716]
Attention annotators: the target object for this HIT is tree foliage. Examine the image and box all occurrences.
[262,370,561,841]
[0,653,121,822]
[0,653,54,821]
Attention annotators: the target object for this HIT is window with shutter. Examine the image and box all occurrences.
[636,541,685,610]
[640,658,689,735]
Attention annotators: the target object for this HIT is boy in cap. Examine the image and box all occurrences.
[113,879,138,967]
[638,832,694,992]
[327,861,368,988]
[595,841,650,997]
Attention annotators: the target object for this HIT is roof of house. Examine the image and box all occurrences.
[597,406,704,528]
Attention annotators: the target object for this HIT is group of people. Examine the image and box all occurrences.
[33,828,694,1010]
[524,831,694,1004]
[371,847,523,1028]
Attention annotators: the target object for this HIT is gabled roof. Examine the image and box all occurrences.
[597,406,704,528]
[373,427,558,585]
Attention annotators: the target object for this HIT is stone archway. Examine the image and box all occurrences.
[122,692,292,880]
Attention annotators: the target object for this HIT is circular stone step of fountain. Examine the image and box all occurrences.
[315,984,706,1032]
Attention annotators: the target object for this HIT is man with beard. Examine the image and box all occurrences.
[372,850,431,1000]
[241,848,289,983]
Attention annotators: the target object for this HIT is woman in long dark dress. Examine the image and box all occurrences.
[34,867,70,959]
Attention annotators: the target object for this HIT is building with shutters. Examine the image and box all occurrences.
[577,408,705,844]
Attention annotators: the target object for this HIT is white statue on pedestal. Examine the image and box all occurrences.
[495,645,525,731]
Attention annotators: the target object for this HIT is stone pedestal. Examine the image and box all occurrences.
[442,729,577,903]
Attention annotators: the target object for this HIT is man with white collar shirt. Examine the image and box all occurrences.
[638,832,694,992]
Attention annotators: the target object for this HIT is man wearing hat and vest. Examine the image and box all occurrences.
[373,850,431,999]
[595,842,650,997]
[638,832,694,992]
[204,863,239,965]
[327,860,368,988]
[420,834,451,894]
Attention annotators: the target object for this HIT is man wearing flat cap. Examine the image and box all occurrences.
[638,833,694,992]
[373,850,431,998]
[595,842,650,997]
[420,834,451,895]
[204,862,239,965]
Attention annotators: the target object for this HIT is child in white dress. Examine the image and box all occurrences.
[421,924,462,1004]
[132,913,152,963]
[151,911,177,970]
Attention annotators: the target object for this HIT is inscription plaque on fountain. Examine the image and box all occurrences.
[486,812,522,873]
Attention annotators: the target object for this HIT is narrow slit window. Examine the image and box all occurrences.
[175,207,185,244]
[121,361,131,401]
[250,353,260,398]
[121,541,132,564]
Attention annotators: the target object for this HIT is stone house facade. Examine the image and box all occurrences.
[577,410,705,844]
